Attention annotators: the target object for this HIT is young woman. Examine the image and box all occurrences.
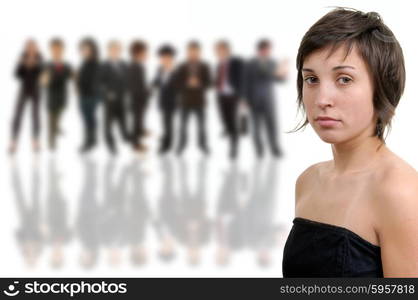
[9,39,43,154]
[282,8,418,277]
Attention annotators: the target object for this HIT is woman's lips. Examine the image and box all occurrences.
[315,117,341,128]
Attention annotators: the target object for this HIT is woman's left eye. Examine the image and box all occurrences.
[337,76,352,84]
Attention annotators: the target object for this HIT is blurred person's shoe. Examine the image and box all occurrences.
[272,148,283,158]
[32,139,40,153]
[141,129,151,137]
[256,148,264,159]
[134,143,148,154]
[80,142,94,154]
[176,147,184,156]
[158,144,169,155]
[229,147,237,160]
[8,140,17,155]
[200,145,210,156]
[108,146,117,156]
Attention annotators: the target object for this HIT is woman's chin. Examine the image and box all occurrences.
[316,131,345,144]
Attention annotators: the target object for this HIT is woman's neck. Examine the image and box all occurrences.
[331,133,386,175]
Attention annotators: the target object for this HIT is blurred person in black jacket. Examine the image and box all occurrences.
[77,38,101,153]
[152,44,178,154]
[100,40,129,155]
[42,38,73,151]
[214,40,245,159]
[9,39,43,154]
[175,41,211,155]
[127,40,149,153]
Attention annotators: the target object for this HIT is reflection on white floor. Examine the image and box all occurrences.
[4,154,292,277]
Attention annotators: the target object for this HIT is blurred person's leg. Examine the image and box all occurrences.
[159,108,174,153]
[196,107,209,155]
[79,96,98,152]
[217,95,229,136]
[10,90,27,153]
[264,103,281,157]
[115,101,130,144]
[177,107,190,155]
[104,103,116,154]
[131,103,141,149]
[251,109,264,158]
[48,109,62,151]
[223,95,239,159]
[31,92,41,151]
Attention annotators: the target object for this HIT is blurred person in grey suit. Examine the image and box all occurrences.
[243,39,289,158]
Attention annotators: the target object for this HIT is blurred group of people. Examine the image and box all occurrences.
[9,37,289,159]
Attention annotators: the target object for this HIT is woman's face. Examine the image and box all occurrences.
[302,44,376,144]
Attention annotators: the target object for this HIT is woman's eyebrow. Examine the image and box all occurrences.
[332,65,355,71]
[302,66,356,72]
[302,68,315,72]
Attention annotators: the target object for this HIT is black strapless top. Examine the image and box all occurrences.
[282,217,383,277]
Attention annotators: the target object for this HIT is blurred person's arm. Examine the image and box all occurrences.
[274,58,289,82]
[201,63,211,90]
[40,67,50,87]
[240,60,251,106]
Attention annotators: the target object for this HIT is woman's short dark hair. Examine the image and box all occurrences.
[293,7,405,141]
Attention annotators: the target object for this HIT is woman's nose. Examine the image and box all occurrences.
[315,83,335,108]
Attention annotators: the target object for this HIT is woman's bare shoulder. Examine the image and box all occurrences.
[373,149,418,231]
[374,150,418,276]
[376,150,418,200]
[295,160,332,200]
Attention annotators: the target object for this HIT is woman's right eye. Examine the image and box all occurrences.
[304,76,318,84]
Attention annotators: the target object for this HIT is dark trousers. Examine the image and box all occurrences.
[251,102,280,156]
[177,106,208,153]
[131,100,147,148]
[104,100,129,153]
[217,94,239,156]
[79,95,99,147]
[160,108,176,152]
[11,90,40,140]
[48,108,64,150]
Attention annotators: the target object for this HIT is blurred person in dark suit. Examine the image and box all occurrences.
[152,44,178,154]
[214,40,245,159]
[128,40,150,153]
[42,38,74,151]
[100,40,129,155]
[175,41,211,155]
[243,39,289,158]
[9,39,43,154]
[77,38,101,153]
